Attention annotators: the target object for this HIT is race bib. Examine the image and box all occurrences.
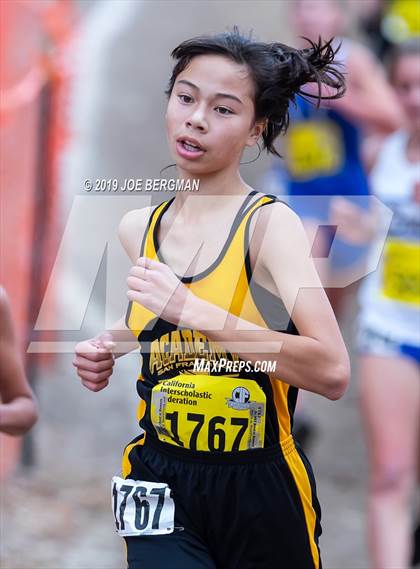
[150,374,266,452]
[285,120,344,180]
[382,239,420,305]
[111,476,175,536]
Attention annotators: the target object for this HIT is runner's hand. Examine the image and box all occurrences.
[73,332,116,392]
[127,257,199,327]
[329,197,377,245]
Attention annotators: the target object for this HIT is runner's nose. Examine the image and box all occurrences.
[186,107,208,133]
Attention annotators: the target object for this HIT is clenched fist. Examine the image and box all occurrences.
[73,332,116,392]
[126,256,200,328]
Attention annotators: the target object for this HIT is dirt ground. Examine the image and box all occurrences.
[0,353,138,569]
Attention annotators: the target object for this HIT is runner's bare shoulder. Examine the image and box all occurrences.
[118,206,155,264]
[249,199,303,253]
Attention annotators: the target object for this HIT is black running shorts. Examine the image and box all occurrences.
[123,435,322,569]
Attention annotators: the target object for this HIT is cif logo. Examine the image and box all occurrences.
[227,387,251,410]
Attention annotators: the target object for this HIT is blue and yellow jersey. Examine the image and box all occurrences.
[283,97,370,196]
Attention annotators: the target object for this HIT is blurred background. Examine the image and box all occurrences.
[1,1,419,568]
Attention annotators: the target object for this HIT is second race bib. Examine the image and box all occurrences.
[150,374,266,452]
[111,476,175,537]
[381,239,420,305]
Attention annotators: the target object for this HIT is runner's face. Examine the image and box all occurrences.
[291,0,344,41]
[166,55,264,175]
[392,54,420,131]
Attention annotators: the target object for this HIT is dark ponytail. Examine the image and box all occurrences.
[261,37,346,155]
[166,28,346,157]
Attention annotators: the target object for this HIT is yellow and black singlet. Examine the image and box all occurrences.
[124,190,300,460]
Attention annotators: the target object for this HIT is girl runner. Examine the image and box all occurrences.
[268,0,403,317]
[357,40,420,569]
[73,29,350,569]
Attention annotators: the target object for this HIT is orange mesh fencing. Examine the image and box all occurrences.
[0,0,79,478]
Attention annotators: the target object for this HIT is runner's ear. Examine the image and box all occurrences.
[246,120,266,147]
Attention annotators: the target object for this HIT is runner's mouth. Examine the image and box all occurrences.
[177,138,206,153]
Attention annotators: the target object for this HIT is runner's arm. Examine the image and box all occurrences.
[0,287,38,435]
[324,44,404,132]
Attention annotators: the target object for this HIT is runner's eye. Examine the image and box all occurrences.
[215,106,234,116]
[178,94,194,104]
